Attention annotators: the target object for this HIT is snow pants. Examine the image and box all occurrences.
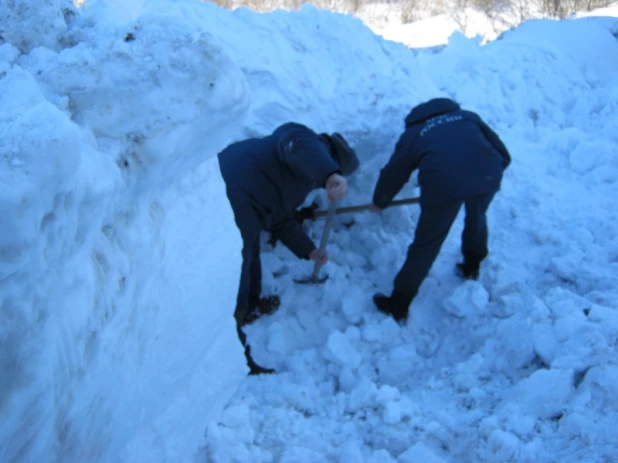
[393,193,495,298]
[226,193,262,346]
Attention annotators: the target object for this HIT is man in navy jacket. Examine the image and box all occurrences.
[371,98,511,322]
[219,122,359,374]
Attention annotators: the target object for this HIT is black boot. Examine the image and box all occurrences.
[456,261,480,280]
[245,345,275,376]
[243,295,281,325]
[373,291,413,322]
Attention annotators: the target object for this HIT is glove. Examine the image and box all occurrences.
[293,202,319,224]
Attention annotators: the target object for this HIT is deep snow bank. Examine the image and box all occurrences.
[1,1,250,461]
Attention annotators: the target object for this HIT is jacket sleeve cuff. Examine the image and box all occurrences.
[372,179,393,209]
[270,218,316,259]
[373,195,390,209]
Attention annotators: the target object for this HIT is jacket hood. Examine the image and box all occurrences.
[319,132,360,176]
[404,98,461,127]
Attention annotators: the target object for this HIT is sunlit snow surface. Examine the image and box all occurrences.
[1,0,617,462]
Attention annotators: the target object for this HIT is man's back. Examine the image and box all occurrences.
[218,123,328,230]
[411,109,505,204]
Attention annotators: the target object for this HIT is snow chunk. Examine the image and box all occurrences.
[341,286,366,324]
[326,330,361,369]
[266,322,287,355]
[552,316,613,371]
[578,364,618,412]
[339,366,357,394]
[369,449,396,462]
[0,0,74,53]
[509,368,574,419]
[382,396,416,425]
[569,139,617,175]
[281,446,326,463]
[362,324,383,342]
[340,441,364,463]
[481,429,521,462]
[347,377,378,412]
[491,317,537,374]
[0,43,20,63]
[443,282,489,318]
[398,442,447,463]
[376,384,401,403]
[378,345,418,385]
[220,403,252,429]
[0,66,48,114]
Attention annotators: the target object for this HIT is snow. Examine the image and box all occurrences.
[0,0,75,53]
[365,11,497,49]
[1,0,617,462]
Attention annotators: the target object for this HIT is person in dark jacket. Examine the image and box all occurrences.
[218,122,360,374]
[370,98,511,322]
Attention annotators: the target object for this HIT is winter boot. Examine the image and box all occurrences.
[373,291,413,323]
[243,295,281,325]
[245,345,275,376]
[456,261,480,280]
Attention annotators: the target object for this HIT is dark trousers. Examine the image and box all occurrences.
[227,194,263,346]
[393,193,495,298]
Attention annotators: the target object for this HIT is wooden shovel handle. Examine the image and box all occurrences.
[310,200,336,281]
[313,197,420,218]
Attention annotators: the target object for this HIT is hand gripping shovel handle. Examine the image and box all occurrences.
[310,200,336,282]
[313,197,420,218]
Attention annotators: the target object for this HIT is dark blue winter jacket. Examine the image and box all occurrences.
[373,99,511,208]
[219,122,341,259]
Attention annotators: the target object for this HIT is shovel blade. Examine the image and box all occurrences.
[294,201,335,285]
[293,273,329,285]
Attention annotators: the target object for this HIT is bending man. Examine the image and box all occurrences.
[371,98,511,322]
[219,122,359,373]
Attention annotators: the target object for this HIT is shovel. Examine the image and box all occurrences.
[294,200,337,284]
[312,197,420,218]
